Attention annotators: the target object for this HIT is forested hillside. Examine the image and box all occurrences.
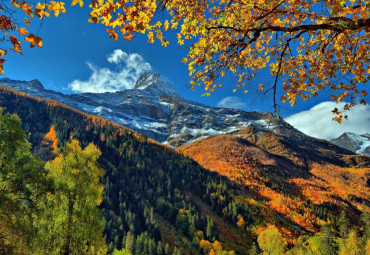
[1,86,370,255]
[0,87,256,254]
[179,134,370,229]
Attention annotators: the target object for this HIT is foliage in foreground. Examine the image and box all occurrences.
[0,109,107,254]
[1,1,370,120]
[0,109,47,254]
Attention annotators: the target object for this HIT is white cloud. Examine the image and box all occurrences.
[107,49,126,64]
[217,96,246,109]
[285,101,370,140]
[68,50,152,93]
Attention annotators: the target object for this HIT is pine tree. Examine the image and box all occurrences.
[361,206,370,247]
[338,211,350,237]
[206,217,215,241]
[318,224,337,255]
[112,248,132,255]
[165,243,170,255]
[173,247,179,255]
[157,241,164,255]
[339,229,362,255]
[125,231,135,254]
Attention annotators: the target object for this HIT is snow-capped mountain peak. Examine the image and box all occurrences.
[330,132,370,155]
[28,79,44,90]
[133,72,180,98]
[0,75,290,147]
[133,72,160,90]
[0,78,44,91]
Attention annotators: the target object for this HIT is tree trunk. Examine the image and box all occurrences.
[63,190,76,255]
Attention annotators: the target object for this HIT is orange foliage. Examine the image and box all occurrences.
[178,134,370,235]
[199,239,232,255]
[236,214,245,229]
[179,135,265,187]
[44,125,58,154]
[178,135,320,232]
[292,163,370,210]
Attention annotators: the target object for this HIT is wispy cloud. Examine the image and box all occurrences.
[285,101,370,140]
[217,96,246,109]
[106,49,126,64]
[68,49,152,93]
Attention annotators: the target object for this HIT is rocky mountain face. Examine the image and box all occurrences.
[0,73,283,147]
[330,132,370,156]
[1,73,369,157]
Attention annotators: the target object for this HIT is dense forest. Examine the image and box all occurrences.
[1,86,370,255]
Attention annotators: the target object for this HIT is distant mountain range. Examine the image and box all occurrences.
[330,132,370,156]
[1,74,369,156]
[0,73,292,147]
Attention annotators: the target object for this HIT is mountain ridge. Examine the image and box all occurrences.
[1,74,364,160]
[0,74,281,147]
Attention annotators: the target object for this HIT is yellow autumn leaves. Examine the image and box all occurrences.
[12,0,66,19]
[72,0,84,8]
[87,0,159,43]
[1,0,370,121]
[109,0,368,121]
[0,0,67,74]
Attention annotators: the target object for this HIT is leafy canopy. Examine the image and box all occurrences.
[257,225,287,255]
[39,139,107,255]
[0,107,107,254]
[3,0,370,120]
[0,109,48,254]
[0,0,60,73]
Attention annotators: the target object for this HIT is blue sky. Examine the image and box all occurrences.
[3,4,370,139]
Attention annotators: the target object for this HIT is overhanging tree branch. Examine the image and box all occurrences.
[206,17,370,34]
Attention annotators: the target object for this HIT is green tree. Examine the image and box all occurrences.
[157,241,164,255]
[257,225,287,255]
[287,236,315,255]
[339,230,362,255]
[318,224,337,255]
[175,211,189,236]
[0,109,48,254]
[113,248,132,255]
[165,243,169,255]
[361,206,370,247]
[206,216,215,241]
[249,242,259,255]
[338,211,350,237]
[125,231,135,254]
[39,139,107,255]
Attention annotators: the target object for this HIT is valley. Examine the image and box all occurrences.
[0,77,369,255]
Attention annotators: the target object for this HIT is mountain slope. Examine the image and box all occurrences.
[330,132,370,156]
[0,86,295,254]
[2,84,370,254]
[0,74,281,147]
[178,125,370,233]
